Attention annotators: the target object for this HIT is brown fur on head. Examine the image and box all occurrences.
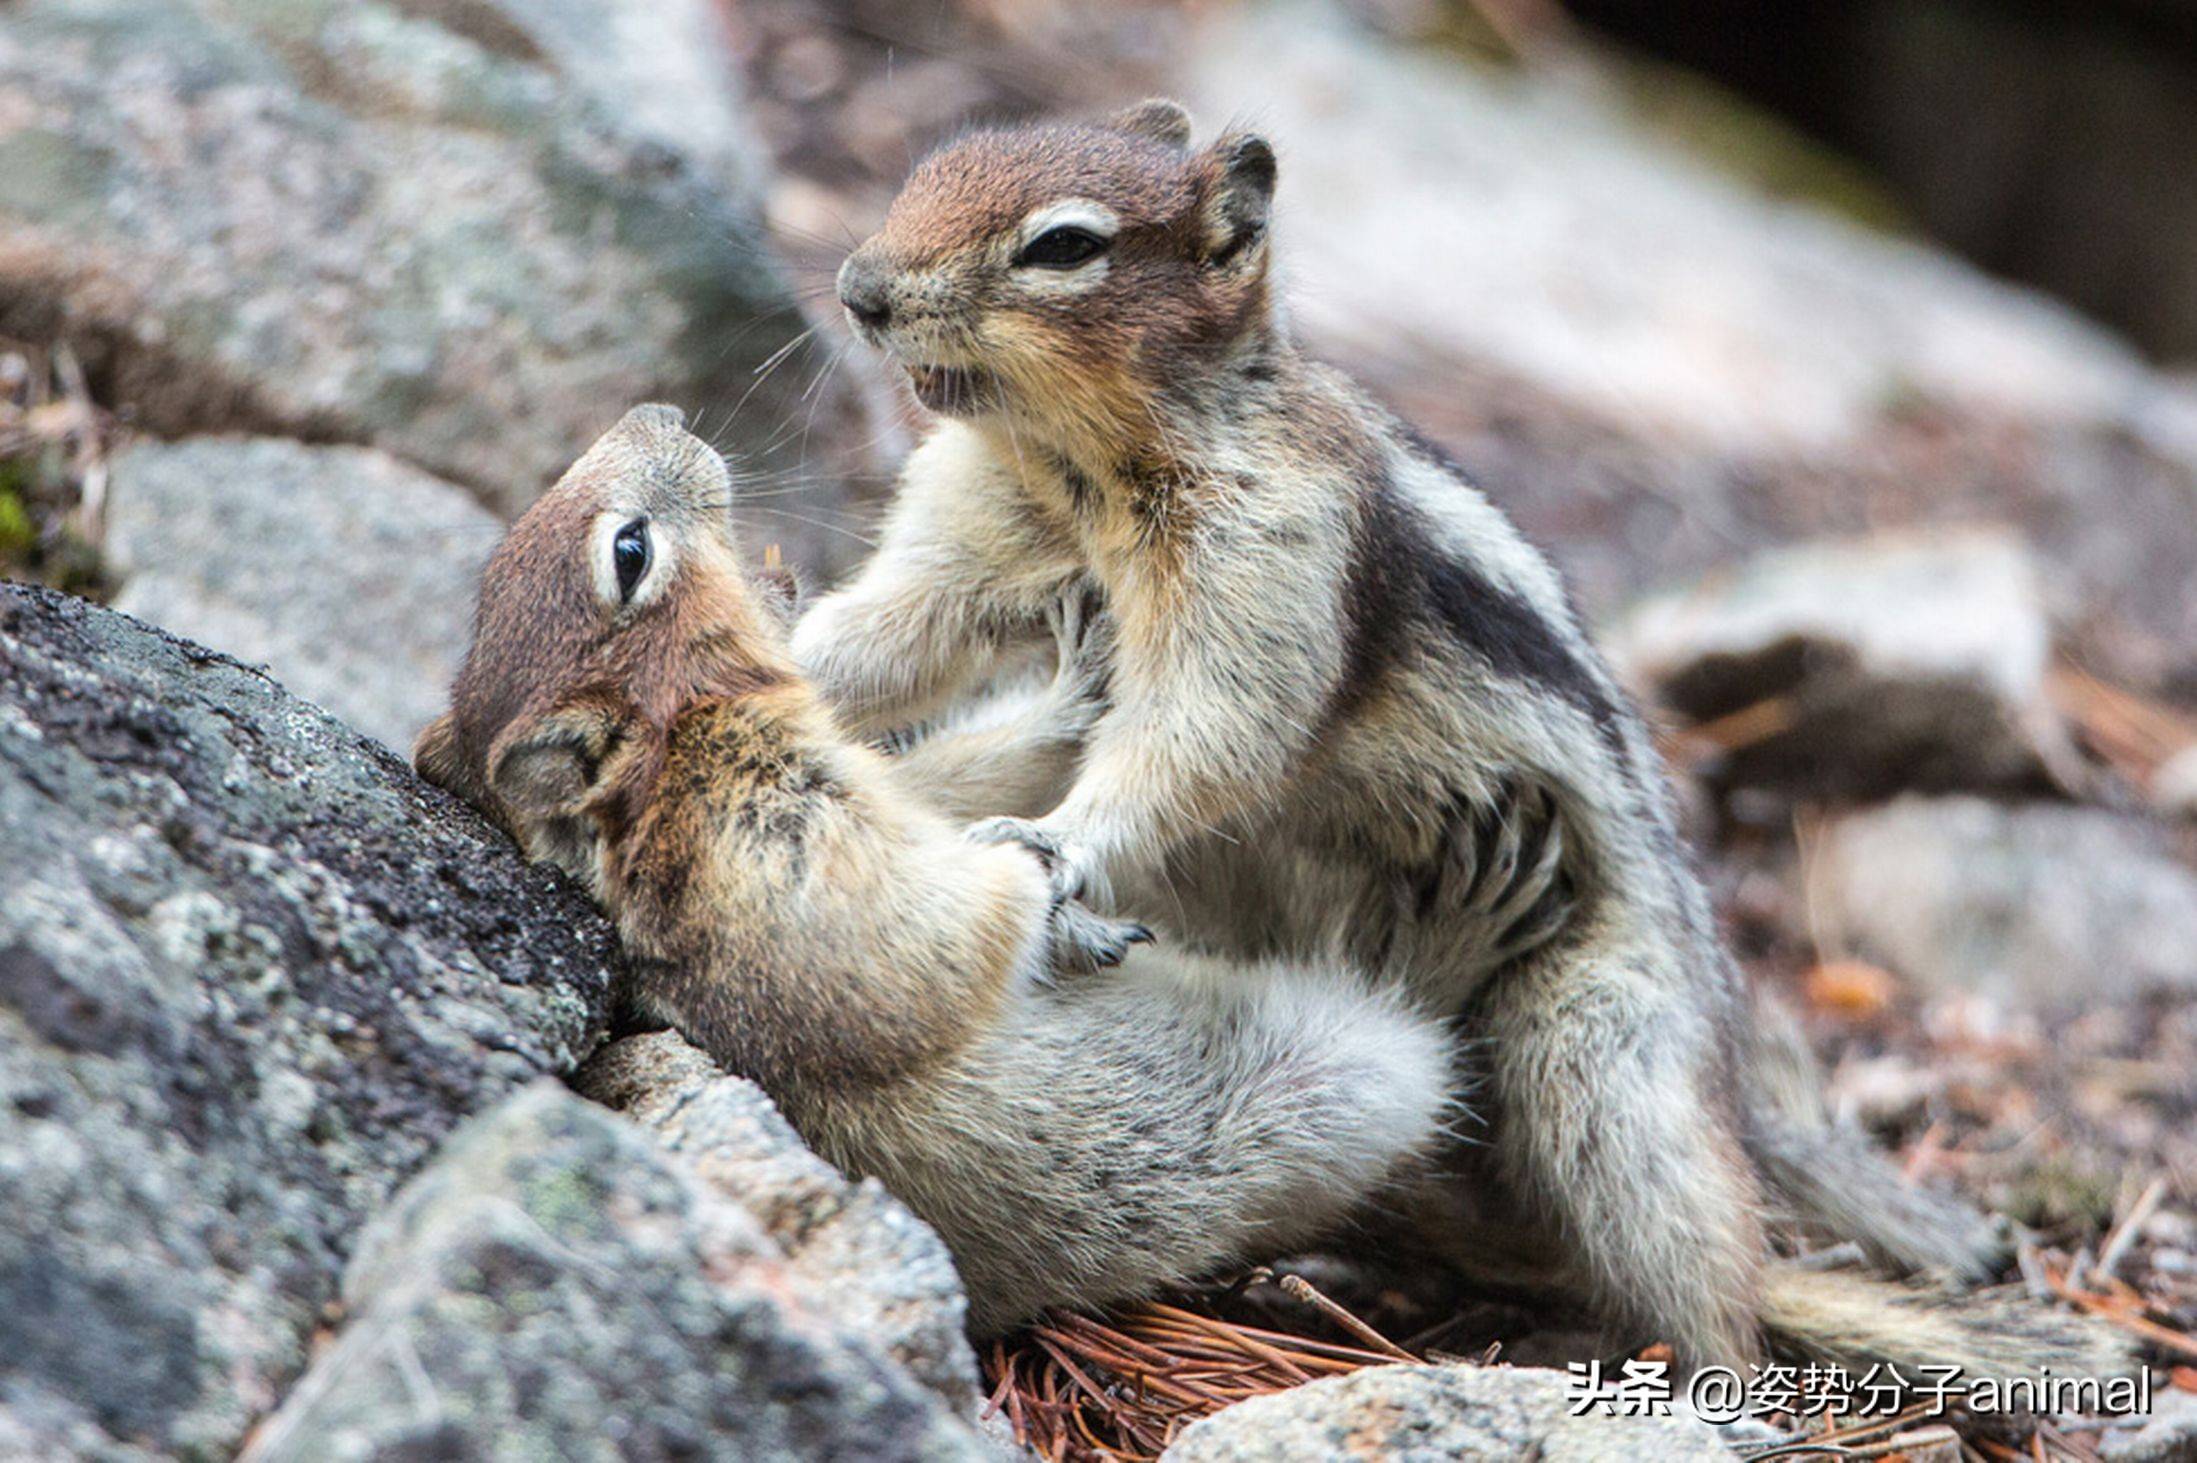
[836,100,1278,444]
[415,404,797,881]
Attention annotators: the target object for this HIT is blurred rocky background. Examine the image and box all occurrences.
[5,0,2196,1458]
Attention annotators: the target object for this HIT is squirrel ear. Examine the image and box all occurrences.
[413,711,467,792]
[487,702,618,820]
[1196,131,1276,267]
[1108,98,1193,149]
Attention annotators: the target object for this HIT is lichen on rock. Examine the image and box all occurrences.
[0,583,618,1457]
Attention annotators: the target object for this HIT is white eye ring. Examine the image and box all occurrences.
[590,510,673,610]
[1011,200,1119,274]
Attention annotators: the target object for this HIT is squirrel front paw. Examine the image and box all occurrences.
[1044,900,1154,978]
[966,815,1143,976]
[965,816,1087,902]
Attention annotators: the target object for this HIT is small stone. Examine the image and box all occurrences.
[2098,1387,2197,1462]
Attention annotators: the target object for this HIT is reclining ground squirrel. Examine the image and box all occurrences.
[414,404,1455,1332]
[792,100,2134,1376]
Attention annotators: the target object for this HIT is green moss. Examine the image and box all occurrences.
[0,482,35,561]
[518,1153,610,1237]
[0,450,115,600]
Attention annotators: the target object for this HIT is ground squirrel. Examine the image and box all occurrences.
[414,404,1453,1332]
[792,102,2133,1377]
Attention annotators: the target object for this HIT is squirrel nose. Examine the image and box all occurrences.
[837,259,893,331]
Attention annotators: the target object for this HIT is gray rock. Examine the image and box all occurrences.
[106,435,499,753]
[1168,7,2197,692]
[1609,530,2076,798]
[0,0,884,575]
[0,583,616,1458]
[1161,1364,1732,1462]
[1807,795,2197,1009]
[244,1083,989,1463]
[576,1031,982,1413]
[468,0,771,204]
[2098,1388,2197,1462]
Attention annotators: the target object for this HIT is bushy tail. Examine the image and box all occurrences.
[1738,993,2134,1383]
[1741,987,2005,1279]
[821,951,1453,1335]
[1760,1265,2137,1381]
[1747,1118,2007,1279]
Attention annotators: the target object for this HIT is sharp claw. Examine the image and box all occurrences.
[1126,923,1153,945]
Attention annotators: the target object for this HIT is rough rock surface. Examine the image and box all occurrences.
[0,583,617,1458]
[1807,796,2197,1009]
[0,0,883,574]
[244,1083,989,1463]
[576,1031,982,1413]
[467,0,772,205]
[1161,1363,1732,1462]
[1609,529,2075,797]
[106,436,500,754]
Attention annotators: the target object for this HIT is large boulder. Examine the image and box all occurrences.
[1161,1364,1732,1462]
[0,0,885,576]
[0,583,617,1457]
[105,435,500,754]
[244,1084,990,1462]
[1806,795,2197,1010]
[576,1032,982,1413]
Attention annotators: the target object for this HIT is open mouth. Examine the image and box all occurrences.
[905,364,997,416]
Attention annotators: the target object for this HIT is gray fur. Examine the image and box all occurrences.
[801,957,1453,1332]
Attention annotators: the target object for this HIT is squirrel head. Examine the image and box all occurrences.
[416,404,798,883]
[837,100,1279,436]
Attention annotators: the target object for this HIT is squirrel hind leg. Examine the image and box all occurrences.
[1200,964,1460,1240]
[936,957,1453,1335]
[1480,946,1770,1370]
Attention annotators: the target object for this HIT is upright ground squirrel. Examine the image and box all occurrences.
[792,101,2130,1377]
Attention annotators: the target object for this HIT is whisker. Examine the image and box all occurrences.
[739,502,878,548]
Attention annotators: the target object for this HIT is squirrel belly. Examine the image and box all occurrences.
[807,952,1451,1332]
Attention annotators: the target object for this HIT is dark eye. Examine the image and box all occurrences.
[613,518,651,602]
[1016,225,1109,269]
